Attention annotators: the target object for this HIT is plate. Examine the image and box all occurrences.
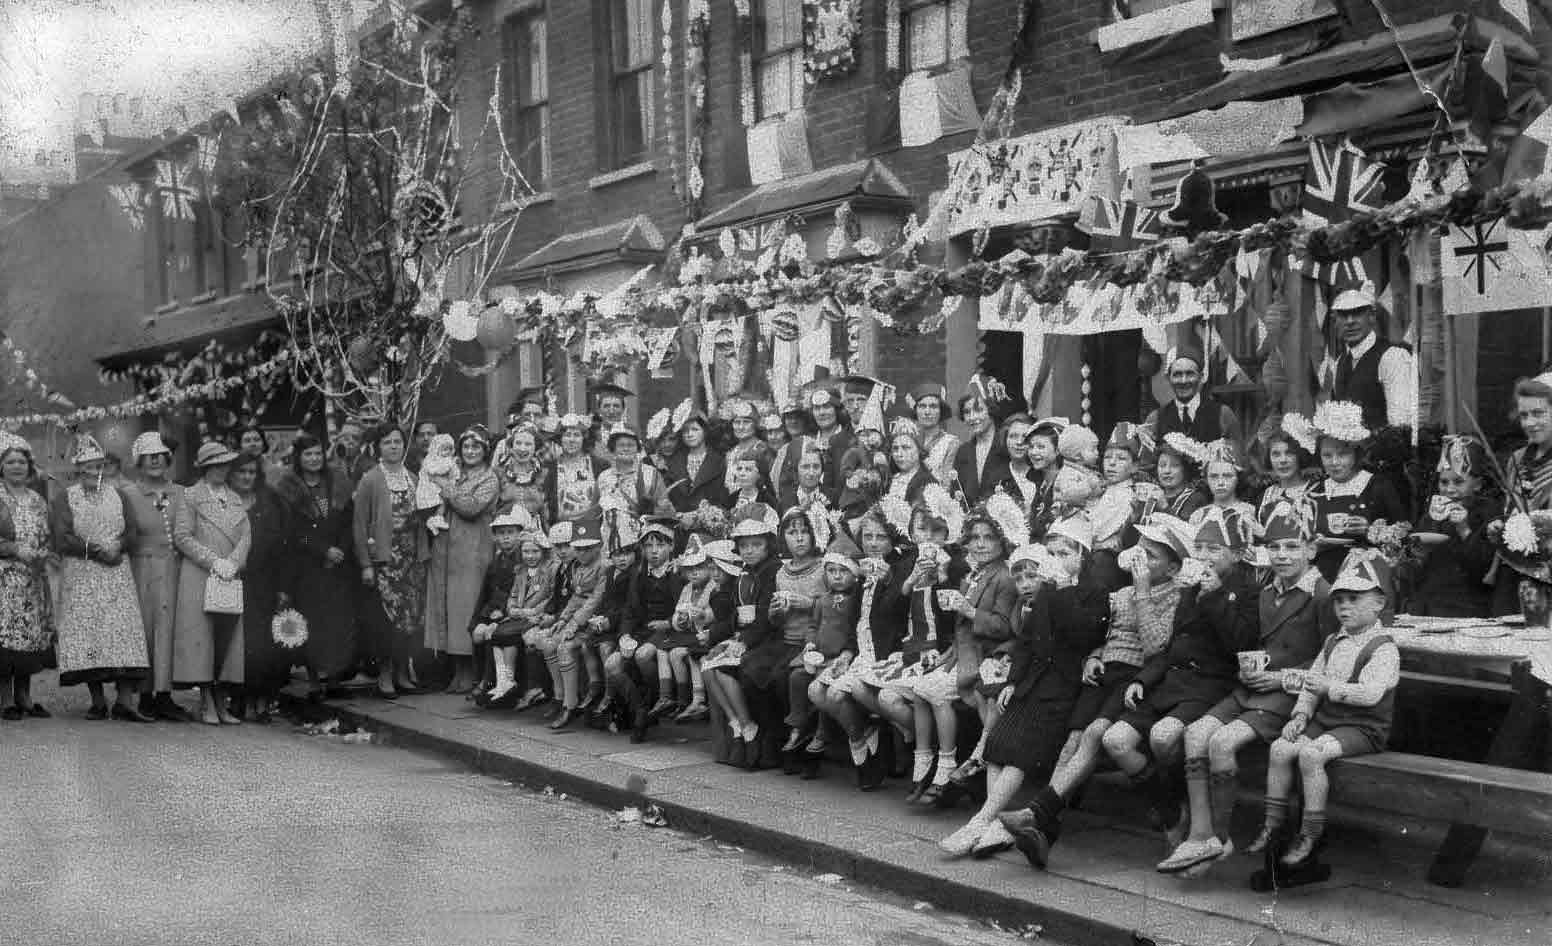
[1412,532,1450,546]
[1458,625,1512,639]
[1499,615,1526,626]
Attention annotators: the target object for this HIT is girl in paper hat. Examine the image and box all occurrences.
[1407,435,1494,618]
[1293,401,1407,584]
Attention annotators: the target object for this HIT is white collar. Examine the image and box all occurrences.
[1323,469,1372,498]
[1174,393,1202,416]
[1346,331,1378,361]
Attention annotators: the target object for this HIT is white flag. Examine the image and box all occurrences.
[1441,219,1552,315]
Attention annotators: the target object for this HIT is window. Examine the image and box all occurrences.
[503,8,550,189]
[607,0,655,169]
[754,0,804,121]
[899,0,968,73]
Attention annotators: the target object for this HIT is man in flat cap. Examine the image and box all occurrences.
[1326,287,1415,430]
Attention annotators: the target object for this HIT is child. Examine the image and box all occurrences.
[1286,401,1407,583]
[1055,425,1128,553]
[1408,436,1494,617]
[1100,508,1259,848]
[467,508,529,704]
[837,390,891,525]
[724,455,778,512]
[701,503,782,767]
[1142,435,1207,522]
[1190,440,1256,526]
[480,527,553,709]
[784,534,864,774]
[668,534,741,724]
[539,517,607,730]
[1006,513,1189,867]
[1256,431,1316,527]
[416,433,458,532]
[582,515,641,726]
[624,517,688,738]
[516,520,576,710]
[1249,553,1400,876]
[1158,501,1333,873]
[1097,422,1146,545]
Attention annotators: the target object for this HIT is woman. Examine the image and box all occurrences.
[355,425,430,698]
[123,431,187,720]
[233,452,293,721]
[54,435,151,721]
[994,414,1039,508]
[238,425,282,482]
[273,433,358,697]
[546,415,604,525]
[1493,375,1552,614]
[0,433,55,719]
[501,424,550,529]
[910,383,960,485]
[724,399,774,485]
[171,441,249,725]
[951,386,1009,508]
[1292,403,1406,583]
[667,414,728,517]
[426,425,501,693]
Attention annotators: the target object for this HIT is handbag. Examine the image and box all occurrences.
[204,574,244,615]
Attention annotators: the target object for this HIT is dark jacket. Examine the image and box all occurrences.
[1007,575,1112,703]
[1408,494,1495,618]
[1135,563,1260,710]
[469,546,522,631]
[951,437,1010,509]
[665,449,729,513]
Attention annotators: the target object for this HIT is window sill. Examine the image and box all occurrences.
[154,301,180,315]
[496,191,554,214]
[588,163,656,190]
[190,290,218,305]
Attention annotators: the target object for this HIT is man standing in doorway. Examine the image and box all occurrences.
[1143,349,1240,446]
[1327,287,1416,430]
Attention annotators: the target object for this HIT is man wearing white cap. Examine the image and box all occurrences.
[1326,287,1415,430]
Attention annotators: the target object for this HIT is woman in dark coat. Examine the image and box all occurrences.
[274,434,357,697]
[232,453,294,721]
[666,415,729,516]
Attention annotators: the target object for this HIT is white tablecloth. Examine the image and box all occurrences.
[1391,615,1552,684]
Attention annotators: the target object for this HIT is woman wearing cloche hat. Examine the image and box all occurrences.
[52,433,152,721]
[122,430,189,720]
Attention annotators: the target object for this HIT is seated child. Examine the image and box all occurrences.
[479,527,553,709]
[702,504,783,766]
[625,518,689,737]
[533,518,606,730]
[467,509,528,703]
[667,535,742,724]
[1158,501,1333,873]
[1095,423,1146,552]
[784,535,864,772]
[1408,436,1494,618]
[517,520,576,710]
[1249,552,1400,869]
[583,517,642,727]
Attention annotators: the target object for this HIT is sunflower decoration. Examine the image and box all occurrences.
[271,608,310,649]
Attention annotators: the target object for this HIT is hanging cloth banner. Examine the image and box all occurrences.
[1440,220,1552,315]
[979,275,1223,337]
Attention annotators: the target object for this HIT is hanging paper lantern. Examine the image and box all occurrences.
[770,310,800,342]
[476,305,516,353]
[443,300,479,341]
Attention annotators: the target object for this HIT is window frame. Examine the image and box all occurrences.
[502,5,551,189]
[902,0,952,74]
[752,0,806,122]
[602,0,656,171]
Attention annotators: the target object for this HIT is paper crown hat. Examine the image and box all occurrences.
[1134,513,1193,562]
[70,433,107,465]
[1331,549,1390,594]
[1047,512,1095,551]
[822,533,864,574]
[1262,500,1316,544]
[1194,506,1253,550]
[1436,435,1489,479]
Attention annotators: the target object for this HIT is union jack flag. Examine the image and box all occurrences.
[1300,138,1386,287]
[155,158,196,221]
[1080,195,1159,252]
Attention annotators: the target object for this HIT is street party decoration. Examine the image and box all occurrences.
[804,0,862,83]
[1,333,76,412]
[1299,138,1386,287]
[946,118,1127,235]
[1440,218,1552,314]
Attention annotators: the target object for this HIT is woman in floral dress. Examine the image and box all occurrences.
[51,434,150,721]
[354,425,429,698]
[0,433,55,719]
[545,415,604,525]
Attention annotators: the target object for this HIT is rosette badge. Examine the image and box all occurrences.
[271,609,310,649]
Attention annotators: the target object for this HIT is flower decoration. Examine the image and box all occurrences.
[1504,512,1540,556]
[1280,412,1318,455]
[1162,431,1208,466]
[271,608,310,649]
[691,501,730,539]
[984,489,1031,550]
[1310,400,1369,446]
[803,0,862,83]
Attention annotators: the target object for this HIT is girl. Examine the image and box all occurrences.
[881,498,970,803]
[1144,434,1207,522]
[1257,430,1316,526]
[499,423,550,529]
[669,534,740,723]
[667,413,729,517]
[1250,555,1400,872]
[702,503,782,767]
[479,526,552,709]
[1096,422,1146,549]
[1190,440,1256,526]
[909,382,961,486]
[820,508,911,788]
[466,507,528,703]
[724,455,778,513]
[885,422,937,509]
[1408,436,1494,618]
[0,434,54,720]
[784,534,864,774]
[723,398,775,486]
[546,414,605,525]
[586,518,639,726]
[837,400,891,524]
[1289,402,1407,583]
[995,414,1039,510]
[1025,417,1066,542]
[425,426,501,694]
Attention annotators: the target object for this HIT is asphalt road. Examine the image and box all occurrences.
[1,682,1039,946]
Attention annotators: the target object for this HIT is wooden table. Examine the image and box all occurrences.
[1389,616,1552,886]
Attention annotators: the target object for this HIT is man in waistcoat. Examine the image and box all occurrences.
[1327,288,1416,430]
[1143,349,1240,446]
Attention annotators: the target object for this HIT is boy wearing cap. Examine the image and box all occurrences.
[1250,553,1400,872]
[584,517,642,728]
[517,521,576,711]
[541,517,609,730]
[467,509,528,702]
[620,517,688,738]
[1159,502,1334,873]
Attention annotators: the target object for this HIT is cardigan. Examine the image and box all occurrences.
[353,465,431,566]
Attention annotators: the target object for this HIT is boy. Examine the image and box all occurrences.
[1250,552,1400,885]
[1159,502,1333,873]
[1410,435,1494,617]
[1099,508,1258,851]
[468,509,528,704]
[582,516,640,725]
[622,517,688,740]
[537,518,608,729]
[517,520,575,710]
[481,529,553,709]
[1098,422,1146,551]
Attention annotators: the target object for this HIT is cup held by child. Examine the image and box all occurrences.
[936,589,963,611]
[1237,650,1271,676]
[736,604,757,626]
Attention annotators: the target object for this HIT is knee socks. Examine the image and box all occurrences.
[1030,785,1066,833]
[675,681,692,705]
[1262,796,1290,832]
[1209,771,1238,841]
[1300,809,1327,843]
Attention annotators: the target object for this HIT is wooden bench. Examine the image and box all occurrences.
[1329,751,1552,842]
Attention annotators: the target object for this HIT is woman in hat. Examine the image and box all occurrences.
[908,383,960,486]
[231,450,295,720]
[1256,430,1318,527]
[545,414,604,526]
[54,436,150,720]
[170,441,249,724]
[425,425,501,694]
[355,425,432,697]
[1291,402,1406,584]
[702,503,783,766]
[122,431,187,720]
[883,419,937,508]
[597,424,674,529]
[275,433,359,699]
[499,423,551,530]
[723,397,775,481]
[0,433,56,719]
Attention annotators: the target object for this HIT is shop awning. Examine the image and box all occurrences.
[1135,15,1538,125]
[501,214,665,282]
[694,158,913,234]
[96,292,280,367]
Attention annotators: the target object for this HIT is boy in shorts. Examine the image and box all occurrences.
[1158,501,1333,873]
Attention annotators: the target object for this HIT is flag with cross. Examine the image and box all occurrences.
[1299,138,1386,288]
[155,157,196,221]
[1440,219,1552,314]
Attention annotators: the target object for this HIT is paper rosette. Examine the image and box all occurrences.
[271,608,310,649]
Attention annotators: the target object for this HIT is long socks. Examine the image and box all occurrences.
[932,749,957,786]
[1300,809,1327,844]
[912,749,934,783]
[1209,771,1238,840]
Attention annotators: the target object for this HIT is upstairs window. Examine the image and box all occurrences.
[503,7,550,189]
[754,0,804,120]
[898,0,968,73]
[607,0,655,169]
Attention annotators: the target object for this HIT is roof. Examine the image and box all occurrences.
[694,158,913,233]
[502,215,666,281]
[1135,15,1538,124]
[97,291,280,365]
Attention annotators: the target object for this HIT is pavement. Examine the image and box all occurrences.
[289,688,1552,946]
[0,678,1043,946]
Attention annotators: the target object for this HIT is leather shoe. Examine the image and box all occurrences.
[549,707,580,731]
[24,703,50,719]
[111,704,156,723]
[1279,833,1321,867]
[85,705,110,721]
[153,700,191,722]
[1245,823,1281,855]
[1011,824,1056,870]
